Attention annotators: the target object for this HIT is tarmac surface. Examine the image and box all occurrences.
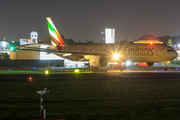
[0,69,180,81]
[1,68,180,120]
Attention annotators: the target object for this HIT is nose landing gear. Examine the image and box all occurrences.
[163,61,169,71]
[163,67,168,71]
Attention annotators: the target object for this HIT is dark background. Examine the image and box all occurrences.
[0,0,180,42]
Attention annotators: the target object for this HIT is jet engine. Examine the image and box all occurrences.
[89,56,108,68]
[63,54,83,61]
[137,62,154,67]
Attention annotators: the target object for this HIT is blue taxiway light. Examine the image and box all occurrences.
[33,67,36,69]
[155,70,157,72]
[162,70,164,73]
[176,68,178,70]
[8,69,10,71]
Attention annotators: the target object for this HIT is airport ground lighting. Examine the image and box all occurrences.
[74,69,80,73]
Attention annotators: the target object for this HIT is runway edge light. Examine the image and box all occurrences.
[74,69,80,73]
[45,70,49,74]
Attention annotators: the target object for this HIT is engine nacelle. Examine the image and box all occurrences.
[63,54,83,61]
[89,56,108,68]
[138,62,154,67]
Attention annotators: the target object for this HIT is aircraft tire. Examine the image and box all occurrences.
[87,66,90,70]
[90,66,93,71]
[163,67,168,71]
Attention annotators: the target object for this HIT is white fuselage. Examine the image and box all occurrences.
[60,43,177,63]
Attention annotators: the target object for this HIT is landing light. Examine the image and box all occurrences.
[113,53,120,60]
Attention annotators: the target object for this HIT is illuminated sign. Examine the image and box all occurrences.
[20,39,31,45]
[124,46,154,56]
[105,28,115,43]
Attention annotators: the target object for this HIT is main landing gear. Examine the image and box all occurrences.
[87,66,99,71]
[87,66,107,72]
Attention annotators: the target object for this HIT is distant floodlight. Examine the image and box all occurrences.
[178,44,180,47]
[45,70,49,74]
[3,42,6,47]
[126,61,131,66]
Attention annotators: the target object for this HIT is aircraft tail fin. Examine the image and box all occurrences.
[46,17,65,50]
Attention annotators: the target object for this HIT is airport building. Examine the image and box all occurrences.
[9,31,88,68]
[20,31,38,45]
[105,28,115,43]
[0,38,10,53]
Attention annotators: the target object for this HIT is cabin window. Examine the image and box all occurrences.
[167,50,175,52]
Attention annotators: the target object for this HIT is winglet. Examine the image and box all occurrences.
[46,17,65,49]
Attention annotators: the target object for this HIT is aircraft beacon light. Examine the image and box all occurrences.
[74,69,80,73]
[113,53,120,60]
[45,70,49,75]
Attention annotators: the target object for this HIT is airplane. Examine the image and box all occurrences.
[14,17,178,71]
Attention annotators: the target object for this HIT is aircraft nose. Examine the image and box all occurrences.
[169,51,178,60]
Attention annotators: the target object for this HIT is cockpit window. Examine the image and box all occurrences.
[167,50,175,52]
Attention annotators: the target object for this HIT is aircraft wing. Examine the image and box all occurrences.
[14,46,110,56]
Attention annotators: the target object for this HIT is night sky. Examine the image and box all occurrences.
[1,0,180,42]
